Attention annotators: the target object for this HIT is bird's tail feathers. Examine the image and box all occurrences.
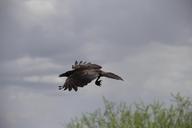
[102,72,123,80]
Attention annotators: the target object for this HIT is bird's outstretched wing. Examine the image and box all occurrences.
[72,60,102,70]
[62,69,99,91]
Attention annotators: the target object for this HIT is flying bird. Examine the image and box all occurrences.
[58,61,123,91]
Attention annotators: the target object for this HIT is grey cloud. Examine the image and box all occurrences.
[1,0,192,62]
[1,0,192,128]
[58,0,192,44]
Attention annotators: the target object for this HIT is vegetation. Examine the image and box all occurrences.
[66,93,192,128]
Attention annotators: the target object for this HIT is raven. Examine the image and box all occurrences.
[59,61,123,91]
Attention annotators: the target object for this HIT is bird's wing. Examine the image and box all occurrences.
[72,60,102,70]
[63,69,99,91]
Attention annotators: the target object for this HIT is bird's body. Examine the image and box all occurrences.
[59,61,123,91]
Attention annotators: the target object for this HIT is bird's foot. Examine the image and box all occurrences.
[95,79,102,86]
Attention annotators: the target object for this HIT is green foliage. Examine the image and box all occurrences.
[66,93,192,128]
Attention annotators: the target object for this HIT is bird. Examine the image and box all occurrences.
[58,61,123,91]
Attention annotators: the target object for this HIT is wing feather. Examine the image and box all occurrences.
[63,69,99,91]
[72,61,102,70]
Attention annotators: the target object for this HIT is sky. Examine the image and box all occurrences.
[0,0,192,128]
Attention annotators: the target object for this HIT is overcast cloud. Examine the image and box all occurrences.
[0,0,192,128]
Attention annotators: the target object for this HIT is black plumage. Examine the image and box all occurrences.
[59,61,123,91]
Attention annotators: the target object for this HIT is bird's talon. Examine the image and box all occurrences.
[95,80,102,86]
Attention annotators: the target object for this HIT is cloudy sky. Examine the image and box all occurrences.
[0,0,192,128]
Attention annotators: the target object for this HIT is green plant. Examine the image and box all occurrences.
[66,93,192,128]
